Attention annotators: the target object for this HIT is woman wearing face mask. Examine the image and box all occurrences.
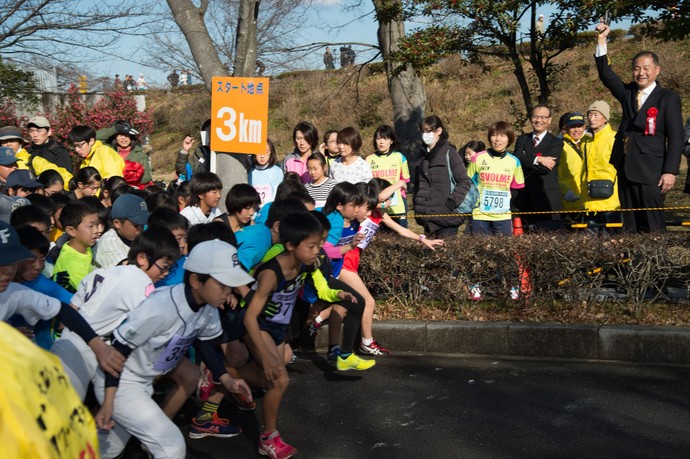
[413,115,471,237]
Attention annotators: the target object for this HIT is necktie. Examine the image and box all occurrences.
[533,136,539,147]
[637,90,644,111]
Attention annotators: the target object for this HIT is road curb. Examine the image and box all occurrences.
[317,320,690,364]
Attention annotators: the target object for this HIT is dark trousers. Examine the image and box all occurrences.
[618,174,665,232]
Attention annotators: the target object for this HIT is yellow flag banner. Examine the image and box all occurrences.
[0,322,98,458]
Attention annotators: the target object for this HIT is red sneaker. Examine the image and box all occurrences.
[258,431,297,459]
[196,363,216,402]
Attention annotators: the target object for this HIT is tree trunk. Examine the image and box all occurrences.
[166,0,229,91]
[233,0,260,76]
[374,0,426,160]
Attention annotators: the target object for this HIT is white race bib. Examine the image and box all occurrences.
[153,334,195,372]
[356,218,380,249]
[480,189,510,214]
[254,185,274,205]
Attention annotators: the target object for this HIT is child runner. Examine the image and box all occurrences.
[241,212,339,458]
[52,200,100,292]
[13,226,72,349]
[305,151,337,208]
[67,167,102,201]
[37,169,66,196]
[51,227,180,400]
[180,172,224,225]
[94,240,254,459]
[318,181,444,357]
[329,127,373,184]
[366,125,411,227]
[94,194,150,268]
[222,183,261,232]
[249,138,284,208]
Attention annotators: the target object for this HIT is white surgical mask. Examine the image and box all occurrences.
[200,130,209,147]
[422,132,436,146]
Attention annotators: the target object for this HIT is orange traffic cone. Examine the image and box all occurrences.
[512,216,532,297]
[512,216,523,236]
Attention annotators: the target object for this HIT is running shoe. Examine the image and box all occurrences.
[326,345,341,363]
[188,413,241,439]
[196,362,215,402]
[259,431,297,459]
[231,391,257,411]
[337,353,376,371]
[510,286,519,301]
[469,285,483,301]
[359,340,391,356]
[308,320,322,337]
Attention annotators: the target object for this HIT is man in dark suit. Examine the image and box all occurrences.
[595,22,684,232]
[514,104,564,230]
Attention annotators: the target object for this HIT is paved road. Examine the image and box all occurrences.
[130,353,690,458]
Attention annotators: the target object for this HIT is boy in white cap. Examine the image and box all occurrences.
[94,239,254,459]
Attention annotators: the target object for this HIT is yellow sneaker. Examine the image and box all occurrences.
[336,353,376,371]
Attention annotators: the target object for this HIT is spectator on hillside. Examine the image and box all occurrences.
[167,70,179,88]
[595,22,684,232]
[536,14,545,36]
[25,116,72,171]
[180,70,189,86]
[324,47,335,70]
[136,73,148,91]
[513,104,564,230]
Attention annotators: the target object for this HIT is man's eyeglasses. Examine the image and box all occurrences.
[531,115,551,121]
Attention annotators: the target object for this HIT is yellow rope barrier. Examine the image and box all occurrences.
[411,206,690,218]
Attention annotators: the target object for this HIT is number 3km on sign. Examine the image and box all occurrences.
[211,76,269,155]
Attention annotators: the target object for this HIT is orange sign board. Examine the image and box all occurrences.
[211,76,269,154]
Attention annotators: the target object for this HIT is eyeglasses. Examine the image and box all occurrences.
[531,115,551,121]
[148,256,176,275]
[72,141,89,150]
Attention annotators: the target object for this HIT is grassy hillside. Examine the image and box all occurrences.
[147,33,690,176]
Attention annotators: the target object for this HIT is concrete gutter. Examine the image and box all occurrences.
[318,320,690,364]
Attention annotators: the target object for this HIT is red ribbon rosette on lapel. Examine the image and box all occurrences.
[645,107,658,136]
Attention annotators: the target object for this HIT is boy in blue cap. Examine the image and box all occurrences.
[95,194,150,268]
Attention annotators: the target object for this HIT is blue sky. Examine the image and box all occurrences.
[89,1,633,87]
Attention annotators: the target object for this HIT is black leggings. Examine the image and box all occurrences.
[289,276,365,354]
[326,277,365,354]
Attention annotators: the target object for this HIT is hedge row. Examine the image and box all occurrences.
[359,232,690,318]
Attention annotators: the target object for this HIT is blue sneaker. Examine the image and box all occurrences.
[189,413,241,439]
[326,345,341,363]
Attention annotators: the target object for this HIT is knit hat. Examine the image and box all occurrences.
[587,100,611,121]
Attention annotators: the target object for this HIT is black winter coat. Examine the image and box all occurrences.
[413,140,471,233]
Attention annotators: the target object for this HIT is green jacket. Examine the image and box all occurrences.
[97,127,152,184]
